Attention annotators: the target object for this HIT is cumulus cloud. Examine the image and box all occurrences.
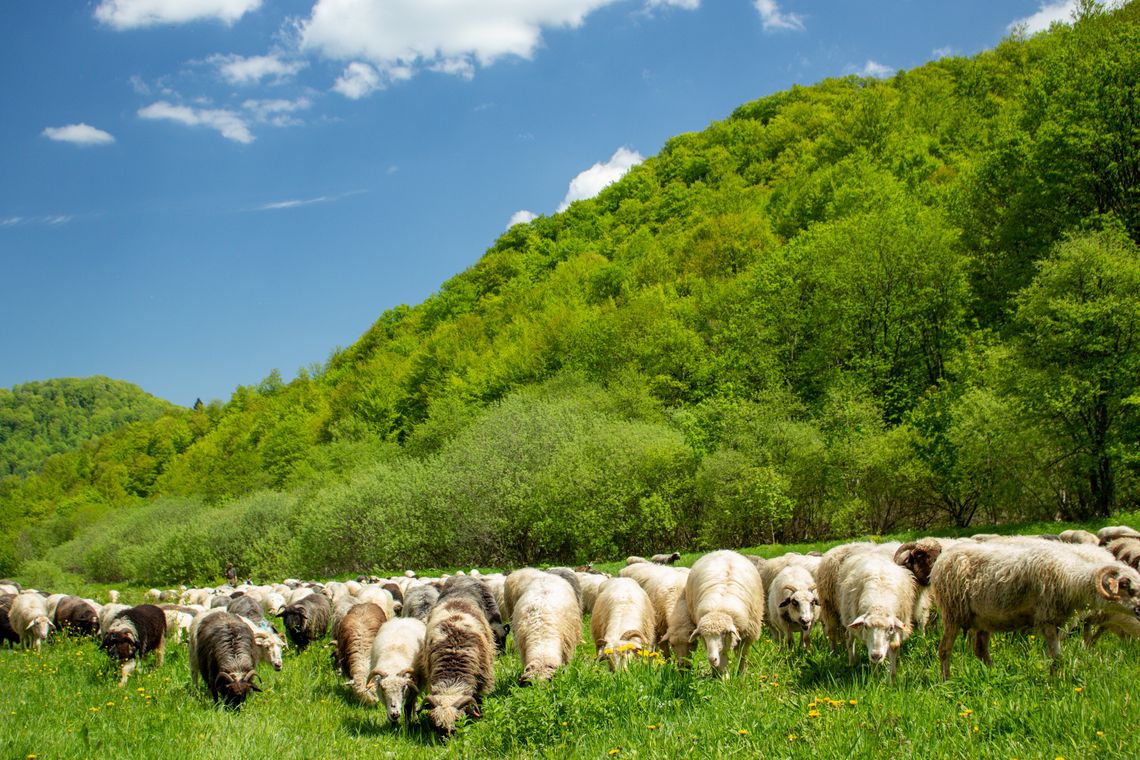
[754,0,804,32]
[332,62,383,99]
[558,147,643,212]
[210,53,306,85]
[1008,0,1077,34]
[858,60,894,79]
[138,101,254,143]
[94,0,263,29]
[507,210,538,229]
[301,0,699,90]
[42,123,115,146]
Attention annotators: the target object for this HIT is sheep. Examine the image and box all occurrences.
[1107,537,1140,570]
[676,550,764,677]
[837,552,916,680]
[502,567,546,621]
[368,618,427,724]
[43,593,68,621]
[756,552,822,591]
[438,576,509,654]
[766,565,818,649]
[333,602,388,705]
[931,539,1140,679]
[227,594,266,624]
[545,568,582,610]
[98,603,129,635]
[101,604,166,687]
[1059,529,1100,545]
[0,581,20,596]
[1098,525,1140,544]
[416,596,496,737]
[158,604,200,644]
[817,542,899,651]
[53,596,100,637]
[286,586,314,606]
[575,572,607,614]
[625,556,649,565]
[282,592,332,652]
[401,584,440,623]
[355,586,398,620]
[264,592,287,617]
[512,573,581,684]
[191,611,262,709]
[9,592,54,653]
[0,594,18,648]
[590,578,656,671]
[651,552,682,565]
[621,563,689,657]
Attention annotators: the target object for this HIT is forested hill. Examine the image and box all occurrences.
[0,377,176,478]
[3,3,1139,584]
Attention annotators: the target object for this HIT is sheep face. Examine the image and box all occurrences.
[420,692,479,736]
[778,589,818,632]
[597,637,644,672]
[1097,566,1140,616]
[847,614,906,665]
[253,629,285,670]
[101,630,136,661]
[372,671,416,723]
[215,670,261,709]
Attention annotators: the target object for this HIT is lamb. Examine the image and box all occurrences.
[368,618,427,724]
[511,573,582,683]
[438,575,509,654]
[191,611,262,709]
[766,565,818,649]
[416,596,496,736]
[931,539,1140,679]
[0,594,18,648]
[837,552,916,680]
[9,592,54,653]
[101,604,166,686]
[651,552,682,565]
[333,602,388,705]
[1107,537,1140,570]
[674,550,764,676]
[53,596,100,637]
[590,578,656,671]
[282,592,332,652]
[401,584,440,623]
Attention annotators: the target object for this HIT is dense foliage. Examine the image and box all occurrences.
[3,3,1140,582]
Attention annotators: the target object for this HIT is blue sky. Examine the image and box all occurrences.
[1,0,1080,406]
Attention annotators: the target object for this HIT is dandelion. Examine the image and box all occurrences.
[738,729,749,736]
[647,725,658,731]
[1074,687,1083,694]
[1096,731,1105,737]
[604,648,614,656]
[973,726,979,733]
[105,701,115,707]
[787,734,798,741]
[849,700,858,706]
[960,709,974,718]
[608,749,620,756]
[808,710,821,718]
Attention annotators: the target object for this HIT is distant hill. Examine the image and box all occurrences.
[0,377,177,478]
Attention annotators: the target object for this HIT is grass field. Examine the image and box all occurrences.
[4,523,1139,759]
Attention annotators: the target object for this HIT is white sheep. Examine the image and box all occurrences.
[511,573,581,683]
[766,564,818,649]
[837,552,916,680]
[817,542,900,651]
[9,593,54,652]
[931,539,1140,679]
[368,617,427,724]
[621,564,689,658]
[502,568,546,621]
[590,578,656,671]
[675,550,764,677]
[575,572,607,615]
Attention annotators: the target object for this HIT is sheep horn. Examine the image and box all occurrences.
[1096,566,1121,601]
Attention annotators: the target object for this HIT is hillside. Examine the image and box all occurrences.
[3,3,1139,583]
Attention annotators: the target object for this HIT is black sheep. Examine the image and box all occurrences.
[282,593,331,652]
[193,611,262,709]
[100,604,167,687]
[53,596,100,637]
[0,594,18,648]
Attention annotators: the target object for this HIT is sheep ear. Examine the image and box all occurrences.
[688,629,699,643]
[847,615,867,630]
[1096,567,1121,600]
[778,596,794,609]
[891,616,907,631]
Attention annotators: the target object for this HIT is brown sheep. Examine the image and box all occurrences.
[416,596,496,737]
[333,602,388,705]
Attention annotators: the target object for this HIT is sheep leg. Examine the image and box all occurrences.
[119,658,138,687]
[735,637,754,676]
[155,638,166,668]
[972,631,992,666]
[846,632,858,666]
[801,627,812,651]
[938,622,959,681]
[1042,625,1062,674]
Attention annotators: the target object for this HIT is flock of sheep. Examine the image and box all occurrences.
[2,525,1139,736]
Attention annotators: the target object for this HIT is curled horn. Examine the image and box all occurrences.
[1096,566,1121,601]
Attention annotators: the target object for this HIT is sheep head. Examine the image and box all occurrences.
[371,669,417,723]
[101,630,137,661]
[894,540,942,587]
[597,633,645,672]
[692,612,739,676]
[217,670,261,709]
[1097,566,1140,614]
[420,691,480,736]
[778,588,818,632]
[252,629,285,670]
[847,614,908,665]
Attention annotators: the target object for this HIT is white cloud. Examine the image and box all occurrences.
[1,215,74,227]
[646,0,700,9]
[932,46,956,59]
[508,210,538,229]
[42,123,115,146]
[257,196,331,211]
[1008,0,1076,34]
[95,0,263,29]
[301,0,699,90]
[242,97,312,127]
[754,0,804,32]
[332,62,383,99]
[138,101,254,143]
[859,60,894,79]
[558,147,643,212]
[210,53,306,85]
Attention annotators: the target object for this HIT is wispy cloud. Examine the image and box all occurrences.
[1,215,74,228]
[858,60,894,79]
[507,210,538,229]
[253,190,365,212]
[138,100,254,143]
[95,0,263,30]
[558,147,643,212]
[1008,0,1077,34]
[41,123,115,146]
[242,96,312,127]
[932,46,956,59]
[754,0,804,32]
[209,53,307,85]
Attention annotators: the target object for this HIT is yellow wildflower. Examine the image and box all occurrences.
[787,734,798,741]
[608,749,620,756]
[1096,731,1105,737]
[849,700,858,706]
[604,648,614,655]
[647,725,658,731]
[1074,687,1083,694]
[738,729,749,736]
[808,710,821,718]
[960,709,974,717]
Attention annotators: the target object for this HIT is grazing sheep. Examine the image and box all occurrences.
[545,568,582,610]
[837,552,916,680]
[98,603,129,635]
[766,565,818,649]
[417,596,496,737]
[9,592,54,653]
[512,573,581,684]
[651,552,682,565]
[0,581,21,596]
[678,550,764,677]
[368,618,428,724]
[191,611,262,709]
[502,568,546,621]
[438,576,509,654]
[0,594,19,648]
[101,604,166,687]
[931,540,1140,679]
[756,552,822,591]
[575,572,607,615]
[817,543,899,651]
[621,563,689,658]
[625,556,649,566]
[401,585,440,623]
[1098,525,1140,545]
[333,602,388,705]
[264,592,287,617]
[282,593,332,652]
[53,596,100,637]
[1107,537,1140,570]
[590,578,656,671]
[227,594,266,624]
[356,586,398,620]
[1059,529,1100,545]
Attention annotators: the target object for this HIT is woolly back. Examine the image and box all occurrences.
[686,551,764,638]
